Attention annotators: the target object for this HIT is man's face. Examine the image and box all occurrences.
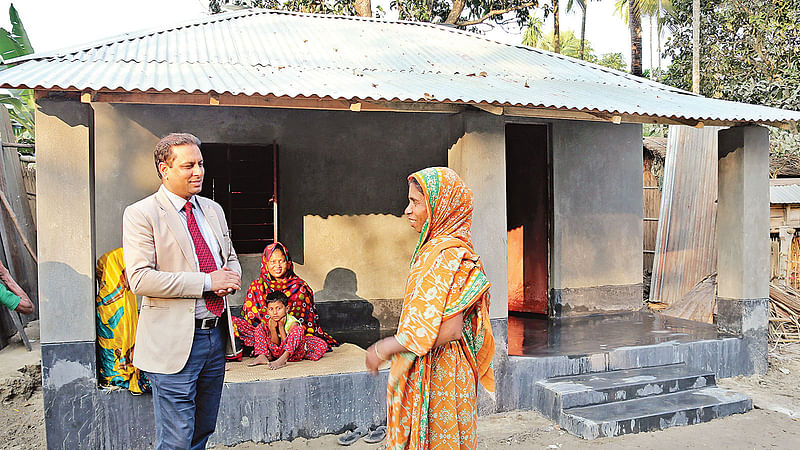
[159,144,204,200]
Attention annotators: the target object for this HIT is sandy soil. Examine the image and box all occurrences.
[2,325,799,450]
[223,343,800,450]
[717,343,800,419]
[0,320,45,450]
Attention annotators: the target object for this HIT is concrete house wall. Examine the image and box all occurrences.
[450,112,644,318]
[35,97,647,447]
[549,120,644,315]
[90,102,464,338]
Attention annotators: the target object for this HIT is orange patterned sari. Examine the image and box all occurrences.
[387,167,495,449]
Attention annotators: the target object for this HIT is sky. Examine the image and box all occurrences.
[0,0,666,69]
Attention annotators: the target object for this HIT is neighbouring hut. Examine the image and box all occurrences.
[643,136,666,276]
[770,179,800,286]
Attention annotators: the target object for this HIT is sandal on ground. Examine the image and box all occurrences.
[337,426,368,446]
[363,426,386,444]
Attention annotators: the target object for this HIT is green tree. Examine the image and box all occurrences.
[597,52,626,71]
[0,3,35,144]
[525,28,594,59]
[522,16,545,47]
[616,1,675,77]
[664,0,800,110]
[663,0,800,159]
[565,0,591,60]
[211,0,543,27]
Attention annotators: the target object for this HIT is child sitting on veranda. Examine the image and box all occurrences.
[249,291,330,370]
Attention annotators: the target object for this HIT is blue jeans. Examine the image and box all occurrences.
[145,326,225,450]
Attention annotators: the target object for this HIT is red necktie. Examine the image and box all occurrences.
[184,201,224,316]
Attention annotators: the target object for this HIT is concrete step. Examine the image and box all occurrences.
[560,386,752,439]
[534,364,716,420]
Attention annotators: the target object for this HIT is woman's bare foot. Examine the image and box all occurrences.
[267,358,288,370]
[247,354,270,366]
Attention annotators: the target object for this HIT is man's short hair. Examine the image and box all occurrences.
[154,133,202,178]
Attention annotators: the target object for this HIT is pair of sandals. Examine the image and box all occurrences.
[337,425,386,446]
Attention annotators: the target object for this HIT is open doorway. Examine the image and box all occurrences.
[506,124,551,315]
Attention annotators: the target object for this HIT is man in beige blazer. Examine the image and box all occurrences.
[123,133,242,450]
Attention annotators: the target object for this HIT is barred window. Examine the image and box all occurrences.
[200,142,278,254]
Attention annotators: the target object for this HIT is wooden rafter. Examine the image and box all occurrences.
[31,88,795,129]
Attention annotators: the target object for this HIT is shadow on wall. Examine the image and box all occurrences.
[110,104,464,264]
[315,267,380,349]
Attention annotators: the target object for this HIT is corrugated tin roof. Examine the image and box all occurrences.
[2,9,799,125]
[771,184,800,204]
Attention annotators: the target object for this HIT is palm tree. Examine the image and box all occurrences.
[566,0,588,60]
[522,16,545,47]
[615,0,674,78]
[553,1,561,54]
[525,28,595,59]
[630,0,642,75]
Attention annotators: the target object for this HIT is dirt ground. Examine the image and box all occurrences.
[0,320,45,450]
[2,323,799,450]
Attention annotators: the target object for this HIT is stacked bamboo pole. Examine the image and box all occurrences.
[769,283,800,343]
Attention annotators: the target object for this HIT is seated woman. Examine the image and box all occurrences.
[232,242,338,366]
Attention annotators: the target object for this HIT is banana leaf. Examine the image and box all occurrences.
[0,4,34,63]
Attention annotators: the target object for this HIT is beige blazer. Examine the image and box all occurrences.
[123,185,242,374]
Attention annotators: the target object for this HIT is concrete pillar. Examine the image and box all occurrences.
[35,97,99,447]
[448,111,508,320]
[717,125,770,374]
[449,111,509,415]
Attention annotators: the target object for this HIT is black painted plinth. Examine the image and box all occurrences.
[41,341,99,450]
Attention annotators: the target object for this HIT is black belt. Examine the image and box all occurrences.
[195,317,220,329]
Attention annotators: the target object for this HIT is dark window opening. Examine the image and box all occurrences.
[200,142,278,254]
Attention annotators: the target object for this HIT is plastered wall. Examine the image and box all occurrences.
[91,103,458,307]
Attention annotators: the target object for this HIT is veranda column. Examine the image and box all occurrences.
[35,97,98,447]
[717,125,770,374]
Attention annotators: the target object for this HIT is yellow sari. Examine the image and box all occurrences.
[96,248,149,393]
[387,167,495,449]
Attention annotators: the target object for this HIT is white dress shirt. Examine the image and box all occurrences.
[163,187,225,319]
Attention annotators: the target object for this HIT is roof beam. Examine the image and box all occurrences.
[472,104,504,115]
[36,90,795,129]
[501,106,747,128]
[71,90,463,113]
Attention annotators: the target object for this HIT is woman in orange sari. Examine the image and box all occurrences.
[366,167,495,449]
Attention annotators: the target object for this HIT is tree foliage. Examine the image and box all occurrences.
[0,3,35,144]
[210,0,543,27]
[0,3,33,64]
[663,0,800,166]
[664,0,800,111]
[525,29,593,57]
[598,52,626,71]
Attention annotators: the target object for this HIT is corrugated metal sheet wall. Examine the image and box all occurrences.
[649,126,719,305]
